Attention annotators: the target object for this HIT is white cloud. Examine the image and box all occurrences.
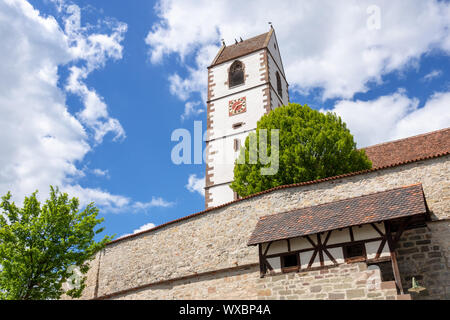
[186,174,205,197]
[132,197,174,211]
[117,222,157,239]
[0,0,171,213]
[62,4,127,143]
[327,90,450,148]
[145,0,450,102]
[92,168,109,177]
[181,101,204,121]
[422,70,442,82]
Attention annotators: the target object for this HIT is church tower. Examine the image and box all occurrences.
[205,27,289,208]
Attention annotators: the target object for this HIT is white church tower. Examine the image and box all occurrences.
[205,27,289,208]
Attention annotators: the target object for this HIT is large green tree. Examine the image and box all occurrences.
[0,186,112,300]
[230,103,372,197]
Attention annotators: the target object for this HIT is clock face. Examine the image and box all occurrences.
[229,97,247,116]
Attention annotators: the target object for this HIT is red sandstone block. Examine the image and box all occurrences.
[396,294,412,300]
[380,281,397,290]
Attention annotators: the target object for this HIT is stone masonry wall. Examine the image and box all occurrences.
[109,262,408,300]
[82,155,449,299]
[396,220,450,299]
[257,262,409,300]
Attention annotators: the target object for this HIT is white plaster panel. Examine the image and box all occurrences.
[266,240,288,255]
[365,241,381,260]
[299,250,320,269]
[327,247,345,264]
[353,224,382,241]
[326,229,351,245]
[267,257,281,273]
[290,236,314,251]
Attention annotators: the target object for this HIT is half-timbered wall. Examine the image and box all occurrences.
[260,223,391,274]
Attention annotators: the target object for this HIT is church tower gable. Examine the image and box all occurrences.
[205,28,289,208]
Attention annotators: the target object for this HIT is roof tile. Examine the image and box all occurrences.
[247,184,427,245]
[210,31,270,67]
[364,128,450,168]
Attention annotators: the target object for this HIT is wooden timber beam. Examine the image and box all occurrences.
[385,221,404,294]
[258,244,265,278]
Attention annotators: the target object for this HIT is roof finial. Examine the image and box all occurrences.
[240,37,243,42]
[268,21,273,29]
[235,38,238,44]
[221,38,226,47]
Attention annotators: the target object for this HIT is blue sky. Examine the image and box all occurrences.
[1,0,449,240]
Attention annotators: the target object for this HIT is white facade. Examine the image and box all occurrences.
[205,29,289,208]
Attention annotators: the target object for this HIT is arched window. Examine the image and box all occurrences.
[276,71,282,98]
[229,60,244,87]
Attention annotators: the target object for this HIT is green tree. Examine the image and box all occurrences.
[231,103,372,197]
[0,186,113,300]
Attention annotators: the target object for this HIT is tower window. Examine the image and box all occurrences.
[276,71,282,98]
[229,60,244,87]
[234,138,241,152]
[232,122,244,129]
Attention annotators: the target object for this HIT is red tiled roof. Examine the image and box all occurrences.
[247,184,427,245]
[209,31,271,67]
[363,128,450,168]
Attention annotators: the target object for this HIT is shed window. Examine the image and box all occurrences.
[343,243,366,262]
[281,253,299,272]
[229,61,244,87]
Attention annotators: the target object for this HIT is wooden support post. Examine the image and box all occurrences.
[385,222,404,294]
[258,244,266,278]
[317,233,324,267]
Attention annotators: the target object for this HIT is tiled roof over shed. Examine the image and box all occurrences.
[247,184,428,245]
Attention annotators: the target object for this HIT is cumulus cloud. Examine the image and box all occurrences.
[0,0,171,212]
[186,174,205,197]
[92,168,109,177]
[326,90,450,147]
[181,101,204,121]
[145,0,450,103]
[117,222,157,239]
[132,198,174,211]
[422,70,442,82]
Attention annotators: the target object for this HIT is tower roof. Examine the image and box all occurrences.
[209,30,273,67]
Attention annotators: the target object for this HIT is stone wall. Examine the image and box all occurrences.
[81,155,449,299]
[257,262,409,300]
[106,262,409,300]
[396,220,450,299]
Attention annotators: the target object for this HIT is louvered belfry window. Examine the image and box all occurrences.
[229,60,244,87]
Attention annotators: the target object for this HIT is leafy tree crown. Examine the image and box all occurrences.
[230,103,372,197]
[0,186,113,300]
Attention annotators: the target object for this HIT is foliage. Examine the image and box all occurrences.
[230,103,372,197]
[0,186,112,300]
